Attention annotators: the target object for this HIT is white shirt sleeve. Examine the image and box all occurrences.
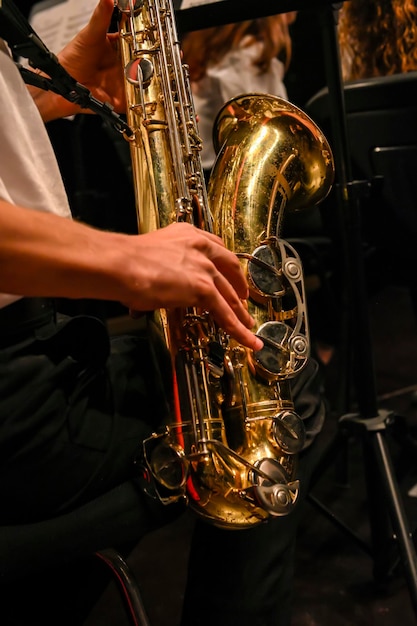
[0,45,71,219]
[0,43,71,307]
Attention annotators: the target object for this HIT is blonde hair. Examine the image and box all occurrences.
[181,15,293,82]
[338,0,417,80]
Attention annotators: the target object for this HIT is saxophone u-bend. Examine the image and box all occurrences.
[116,0,334,528]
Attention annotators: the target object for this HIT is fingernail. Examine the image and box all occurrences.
[254,337,264,351]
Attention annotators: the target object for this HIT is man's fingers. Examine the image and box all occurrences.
[194,229,250,300]
[208,291,263,351]
[203,274,263,351]
[212,272,252,327]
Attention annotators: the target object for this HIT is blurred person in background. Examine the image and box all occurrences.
[181,13,297,175]
[338,0,417,80]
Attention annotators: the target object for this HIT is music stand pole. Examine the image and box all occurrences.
[317,3,417,615]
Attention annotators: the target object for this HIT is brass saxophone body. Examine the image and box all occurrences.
[116,0,334,528]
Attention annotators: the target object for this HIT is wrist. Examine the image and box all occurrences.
[27,71,80,122]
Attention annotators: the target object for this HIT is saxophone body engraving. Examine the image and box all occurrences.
[116,0,334,528]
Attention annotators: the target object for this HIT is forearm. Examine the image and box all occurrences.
[27,79,83,123]
[0,200,131,302]
[0,201,262,350]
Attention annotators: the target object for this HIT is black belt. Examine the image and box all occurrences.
[0,297,56,344]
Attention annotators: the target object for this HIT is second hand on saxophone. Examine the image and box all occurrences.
[116,0,334,528]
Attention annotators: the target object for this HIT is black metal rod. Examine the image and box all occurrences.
[308,493,372,555]
[318,4,379,417]
[373,431,417,613]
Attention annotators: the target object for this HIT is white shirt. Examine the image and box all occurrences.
[191,40,288,170]
[0,42,71,308]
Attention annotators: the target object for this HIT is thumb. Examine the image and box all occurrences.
[82,0,115,44]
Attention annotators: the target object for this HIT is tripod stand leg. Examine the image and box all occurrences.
[372,430,417,609]
[343,411,417,617]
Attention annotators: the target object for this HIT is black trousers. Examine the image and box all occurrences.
[0,301,173,525]
[180,442,321,626]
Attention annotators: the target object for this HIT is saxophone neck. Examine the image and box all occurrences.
[116,0,211,233]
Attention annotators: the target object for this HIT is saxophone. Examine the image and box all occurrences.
[116,0,334,528]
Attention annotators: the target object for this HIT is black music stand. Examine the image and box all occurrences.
[309,7,417,616]
[175,0,417,618]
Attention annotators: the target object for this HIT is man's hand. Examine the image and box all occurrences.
[57,0,126,114]
[30,0,125,122]
[123,223,264,352]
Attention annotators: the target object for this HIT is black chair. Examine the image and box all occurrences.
[299,71,417,407]
[305,71,417,304]
[0,482,152,626]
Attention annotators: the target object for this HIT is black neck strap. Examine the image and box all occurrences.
[0,0,131,135]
